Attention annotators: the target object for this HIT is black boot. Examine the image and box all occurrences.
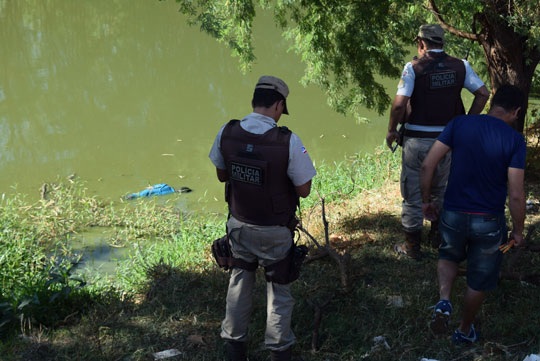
[271,348,292,361]
[225,341,247,361]
[428,221,441,249]
[394,231,422,260]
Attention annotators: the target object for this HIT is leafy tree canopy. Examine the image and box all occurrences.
[174,0,540,123]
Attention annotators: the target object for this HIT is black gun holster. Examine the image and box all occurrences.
[263,243,308,284]
[211,235,257,271]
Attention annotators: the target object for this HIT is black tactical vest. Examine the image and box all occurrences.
[407,51,466,136]
[220,119,299,226]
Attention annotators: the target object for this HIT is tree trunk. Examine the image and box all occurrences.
[477,12,540,132]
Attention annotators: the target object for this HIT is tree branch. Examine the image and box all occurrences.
[298,225,323,249]
[425,0,479,41]
[307,297,332,352]
[298,194,351,292]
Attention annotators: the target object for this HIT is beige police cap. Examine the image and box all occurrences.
[417,24,444,44]
[255,75,289,114]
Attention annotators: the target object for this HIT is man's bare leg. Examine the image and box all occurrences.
[459,286,485,334]
[438,259,458,299]
[430,259,459,334]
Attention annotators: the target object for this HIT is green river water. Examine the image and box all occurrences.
[0,0,394,215]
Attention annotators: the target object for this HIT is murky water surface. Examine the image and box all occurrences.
[68,227,129,275]
[0,0,393,215]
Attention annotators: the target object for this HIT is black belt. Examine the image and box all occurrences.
[404,129,441,138]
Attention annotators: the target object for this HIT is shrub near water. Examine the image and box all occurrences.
[304,145,401,208]
[0,191,85,337]
[0,179,226,338]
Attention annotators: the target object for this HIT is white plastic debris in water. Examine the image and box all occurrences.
[421,359,440,361]
[153,349,183,360]
[372,336,391,350]
[523,355,540,361]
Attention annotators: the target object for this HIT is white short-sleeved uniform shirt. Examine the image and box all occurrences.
[209,112,317,187]
[396,49,485,97]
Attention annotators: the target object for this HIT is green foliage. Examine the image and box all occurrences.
[176,0,256,72]
[113,214,224,290]
[525,103,540,180]
[302,144,401,209]
[0,259,88,338]
[173,0,540,120]
[505,0,540,54]
[277,0,409,116]
[0,177,226,338]
[532,68,540,98]
[0,187,90,336]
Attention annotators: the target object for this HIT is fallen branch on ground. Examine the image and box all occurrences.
[307,297,332,353]
[298,196,350,292]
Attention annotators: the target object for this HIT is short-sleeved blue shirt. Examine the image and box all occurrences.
[438,114,526,214]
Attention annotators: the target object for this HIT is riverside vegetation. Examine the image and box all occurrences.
[0,145,539,361]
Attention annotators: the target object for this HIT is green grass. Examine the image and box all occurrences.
[0,178,225,341]
[1,147,539,360]
[303,145,401,209]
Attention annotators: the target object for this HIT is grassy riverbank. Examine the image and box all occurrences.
[1,145,540,361]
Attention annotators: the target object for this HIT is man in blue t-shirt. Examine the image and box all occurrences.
[420,85,526,344]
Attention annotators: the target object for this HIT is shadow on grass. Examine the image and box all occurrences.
[13,252,424,360]
[9,218,540,361]
[338,211,403,243]
[10,264,231,361]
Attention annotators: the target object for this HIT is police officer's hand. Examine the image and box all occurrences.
[510,229,525,247]
[422,202,439,221]
[386,130,400,150]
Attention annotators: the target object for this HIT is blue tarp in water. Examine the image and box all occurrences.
[126,184,176,199]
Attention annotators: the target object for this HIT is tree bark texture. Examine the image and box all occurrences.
[476,9,539,132]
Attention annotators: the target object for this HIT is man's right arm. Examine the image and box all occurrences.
[288,134,316,199]
[295,180,311,198]
[462,60,489,115]
[467,85,490,115]
[386,63,414,149]
[507,167,526,246]
[386,95,410,149]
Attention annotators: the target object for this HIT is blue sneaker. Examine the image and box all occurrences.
[452,324,478,344]
[429,300,452,335]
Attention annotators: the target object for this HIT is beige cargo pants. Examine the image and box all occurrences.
[401,136,451,233]
[220,216,295,352]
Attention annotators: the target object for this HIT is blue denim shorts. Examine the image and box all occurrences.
[439,209,506,291]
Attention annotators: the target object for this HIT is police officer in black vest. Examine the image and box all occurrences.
[209,76,316,361]
[386,24,490,260]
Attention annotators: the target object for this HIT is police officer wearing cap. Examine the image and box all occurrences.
[386,24,490,260]
[209,75,316,361]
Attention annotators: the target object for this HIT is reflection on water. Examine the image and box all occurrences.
[0,0,390,212]
[69,227,130,275]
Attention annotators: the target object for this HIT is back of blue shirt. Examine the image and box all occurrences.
[438,114,526,214]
